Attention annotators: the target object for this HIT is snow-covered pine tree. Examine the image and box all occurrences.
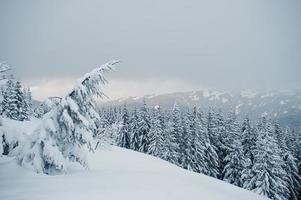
[185,107,197,172]
[1,79,14,117]
[215,110,228,178]
[180,111,191,169]
[94,108,108,146]
[137,100,151,153]
[0,62,11,114]
[2,79,29,121]
[207,109,218,146]
[148,106,165,158]
[205,109,220,178]
[240,116,257,189]
[222,112,247,187]
[203,138,220,179]
[117,104,131,149]
[285,128,301,171]
[165,103,182,165]
[244,117,289,200]
[17,61,118,174]
[241,116,256,164]
[274,123,301,200]
[23,87,33,117]
[283,150,301,200]
[130,107,140,151]
[186,107,207,173]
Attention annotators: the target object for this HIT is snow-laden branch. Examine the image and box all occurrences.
[70,60,120,100]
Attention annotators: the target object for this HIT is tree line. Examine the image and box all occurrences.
[99,101,301,200]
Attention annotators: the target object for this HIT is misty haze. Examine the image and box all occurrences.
[0,1,300,200]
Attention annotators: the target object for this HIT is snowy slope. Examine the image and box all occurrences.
[0,146,268,200]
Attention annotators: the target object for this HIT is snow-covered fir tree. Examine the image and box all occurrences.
[148,106,165,158]
[2,79,29,121]
[244,117,289,200]
[129,107,140,151]
[283,151,301,200]
[165,103,182,165]
[186,107,207,173]
[17,61,119,174]
[215,110,228,178]
[137,100,151,153]
[180,112,191,169]
[23,87,33,117]
[274,124,301,200]
[205,109,220,178]
[241,117,256,164]
[222,112,248,187]
[117,104,131,149]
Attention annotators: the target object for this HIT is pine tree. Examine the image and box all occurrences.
[2,79,29,121]
[205,109,220,178]
[165,103,182,165]
[240,116,257,188]
[244,117,289,200]
[180,111,190,169]
[186,107,206,173]
[274,123,301,200]
[241,117,256,164]
[130,107,140,151]
[203,140,220,178]
[117,104,131,149]
[17,61,118,174]
[216,110,228,178]
[283,152,301,200]
[137,100,151,153]
[23,87,33,117]
[148,106,165,157]
[222,112,247,187]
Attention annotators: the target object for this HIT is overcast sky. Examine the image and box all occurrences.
[0,0,300,101]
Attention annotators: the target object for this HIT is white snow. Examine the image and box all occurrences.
[132,96,141,100]
[202,89,210,98]
[146,94,158,99]
[0,146,267,200]
[260,92,278,98]
[235,103,244,115]
[208,91,225,101]
[189,95,200,101]
[117,97,129,102]
[240,90,257,99]
[261,112,268,117]
[1,117,40,138]
[222,97,228,103]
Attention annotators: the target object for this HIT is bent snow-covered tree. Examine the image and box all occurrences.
[18,61,119,174]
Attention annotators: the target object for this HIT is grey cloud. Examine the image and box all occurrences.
[0,0,300,93]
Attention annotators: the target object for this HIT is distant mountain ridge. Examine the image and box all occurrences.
[100,89,301,128]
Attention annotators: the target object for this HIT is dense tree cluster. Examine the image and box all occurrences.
[0,65,34,121]
[100,102,301,200]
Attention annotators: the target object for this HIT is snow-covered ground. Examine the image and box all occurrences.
[0,146,267,200]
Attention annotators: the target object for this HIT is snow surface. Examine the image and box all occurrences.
[0,146,267,200]
[1,117,40,136]
[240,89,257,99]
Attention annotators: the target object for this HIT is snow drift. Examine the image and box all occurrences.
[0,146,268,200]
